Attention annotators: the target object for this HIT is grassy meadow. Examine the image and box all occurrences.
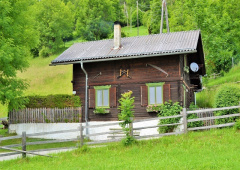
[196,63,240,108]
[0,128,240,169]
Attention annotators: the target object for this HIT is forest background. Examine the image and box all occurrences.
[0,0,240,111]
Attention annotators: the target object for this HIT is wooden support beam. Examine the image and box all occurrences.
[0,146,53,158]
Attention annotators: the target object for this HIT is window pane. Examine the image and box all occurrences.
[156,86,163,104]
[97,90,102,107]
[149,87,155,105]
[103,89,109,106]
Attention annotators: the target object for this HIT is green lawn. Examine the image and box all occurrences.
[1,128,240,169]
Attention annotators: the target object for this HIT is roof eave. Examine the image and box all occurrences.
[50,50,198,66]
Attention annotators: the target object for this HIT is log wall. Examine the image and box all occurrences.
[73,55,193,121]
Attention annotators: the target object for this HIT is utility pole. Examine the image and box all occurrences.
[160,0,170,33]
[137,1,139,36]
[124,2,129,27]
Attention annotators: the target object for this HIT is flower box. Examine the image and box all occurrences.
[146,105,162,113]
[93,108,110,114]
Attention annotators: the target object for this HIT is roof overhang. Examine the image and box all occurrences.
[50,50,197,66]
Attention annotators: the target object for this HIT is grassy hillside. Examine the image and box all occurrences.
[196,63,240,108]
[206,63,240,87]
[1,128,240,169]
[0,54,72,118]
[17,54,72,96]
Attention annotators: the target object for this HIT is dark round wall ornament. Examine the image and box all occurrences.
[190,62,199,72]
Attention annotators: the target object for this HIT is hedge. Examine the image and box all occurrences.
[21,95,81,108]
[214,84,240,124]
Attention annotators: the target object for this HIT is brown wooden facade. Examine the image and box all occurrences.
[73,54,202,122]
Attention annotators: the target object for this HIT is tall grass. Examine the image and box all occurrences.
[0,128,240,169]
[196,88,217,108]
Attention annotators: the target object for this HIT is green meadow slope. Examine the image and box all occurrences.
[196,63,240,108]
[0,53,72,117]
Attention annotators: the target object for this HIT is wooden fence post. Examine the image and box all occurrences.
[182,108,188,134]
[79,123,84,147]
[22,131,26,158]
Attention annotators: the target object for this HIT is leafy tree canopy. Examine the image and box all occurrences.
[0,0,39,110]
[33,0,74,57]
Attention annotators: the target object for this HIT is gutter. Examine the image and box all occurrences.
[80,60,89,137]
[50,50,197,66]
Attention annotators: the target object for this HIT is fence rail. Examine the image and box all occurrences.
[8,107,82,124]
[1,105,240,159]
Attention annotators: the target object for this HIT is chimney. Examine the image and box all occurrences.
[114,21,121,49]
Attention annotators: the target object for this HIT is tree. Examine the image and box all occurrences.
[33,0,74,57]
[75,0,123,41]
[0,0,39,110]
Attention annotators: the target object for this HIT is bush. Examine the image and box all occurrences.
[234,118,240,130]
[158,101,182,133]
[214,84,240,124]
[234,119,240,130]
[20,95,81,108]
[39,46,51,58]
[187,103,204,128]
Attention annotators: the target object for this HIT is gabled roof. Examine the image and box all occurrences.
[51,30,203,65]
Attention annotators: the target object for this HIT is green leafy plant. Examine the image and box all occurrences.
[158,101,182,133]
[93,108,110,114]
[146,105,162,113]
[187,103,204,128]
[118,91,136,146]
[234,119,240,130]
[214,84,240,124]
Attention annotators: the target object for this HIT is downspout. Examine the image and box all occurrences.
[80,60,89,137]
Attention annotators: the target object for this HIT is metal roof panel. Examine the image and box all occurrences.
[51,30,201,64]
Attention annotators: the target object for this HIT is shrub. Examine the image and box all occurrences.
[118,91,136,146]
[158,101,182,133]
[20,95,81,108]
[187,103,204,128]
[234,119,240,130]
[214,84,240,124]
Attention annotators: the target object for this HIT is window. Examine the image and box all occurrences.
[94,85,111,108]
[146,83,164,105]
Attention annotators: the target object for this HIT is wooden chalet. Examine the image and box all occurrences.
[51,22,206,122]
